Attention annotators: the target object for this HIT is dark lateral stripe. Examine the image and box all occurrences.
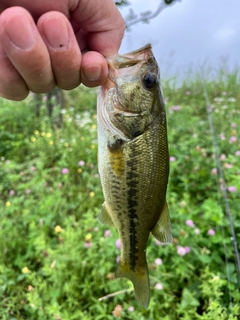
[126,143,139,271]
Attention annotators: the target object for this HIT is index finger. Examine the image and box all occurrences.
[71,0,125,56]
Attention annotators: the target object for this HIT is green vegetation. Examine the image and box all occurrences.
[0,70,239,319]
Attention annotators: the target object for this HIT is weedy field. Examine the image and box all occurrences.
[0,68,240,319]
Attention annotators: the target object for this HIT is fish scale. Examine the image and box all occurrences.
[97,44,172,308]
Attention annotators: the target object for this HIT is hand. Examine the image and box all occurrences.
[0,0,125,100]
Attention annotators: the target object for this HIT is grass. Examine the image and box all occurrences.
[0,68,239,319]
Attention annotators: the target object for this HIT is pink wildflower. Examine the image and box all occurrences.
[229,136,237,143]
[61,168,69,174]
[116,239,121,250]
[220,133,225,140]
[208,229,215,236]
[84,242,92,248]
[9,190,15,196]
[25,189,31,194]
[228,186,237,193]
[154,258,163,266]
[177,246,187,256]
[171,105,181,111]
[170,156,176,162]
[78,160,85,166]
[211,168,217,175]
[104,230,112,237]
[186,219,195,228]
[231,123,237,128]
[235,151,240,156]
[220,154,226,161]
[155,283,163,290]
[128,306,134,312]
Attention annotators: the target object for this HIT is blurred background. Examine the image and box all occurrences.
[0,1,239,319]
[119,0,240,79]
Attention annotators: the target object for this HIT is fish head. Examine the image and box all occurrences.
[100,44,165,139]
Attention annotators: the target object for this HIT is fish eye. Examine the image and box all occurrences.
[142,73,157,90]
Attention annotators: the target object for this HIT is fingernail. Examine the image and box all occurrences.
[84,65,102,81]
[42,17,70,49]
[5,16,35,50]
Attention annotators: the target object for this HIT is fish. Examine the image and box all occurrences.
[97,44,172,309]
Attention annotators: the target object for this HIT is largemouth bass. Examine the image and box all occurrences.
[97,44,172,309]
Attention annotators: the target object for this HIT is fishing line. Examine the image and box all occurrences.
[201,79,240,292]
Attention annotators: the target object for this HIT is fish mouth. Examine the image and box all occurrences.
[104,44,154,117]
[113,106,140,117]
[109,58,142,71]
[111,95,140,117]
[106,60,143,90]
[108,44,152,70]
[105,44,153,90]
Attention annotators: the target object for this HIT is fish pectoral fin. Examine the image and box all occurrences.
[98,202,115,227]
[115,261,150,309]
[151,201,172,244]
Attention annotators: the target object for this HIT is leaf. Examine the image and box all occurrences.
[180,288,200,309]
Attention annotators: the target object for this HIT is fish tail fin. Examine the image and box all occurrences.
[115,261,150,309]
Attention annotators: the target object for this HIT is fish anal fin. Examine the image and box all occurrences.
[98,202,115,228]
[115,261,150,309]
[152,201,172,244]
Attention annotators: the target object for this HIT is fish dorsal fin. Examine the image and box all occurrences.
[151,201,172,244]
[98,202,116,227]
